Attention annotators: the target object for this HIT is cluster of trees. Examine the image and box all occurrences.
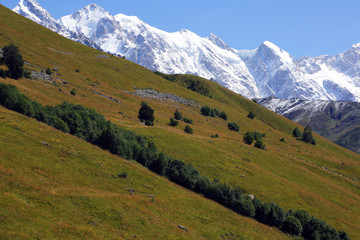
[293,126,316,145]
[200,105,227,120]
[243,131,266,149]
[0,83,349,240]
[173,110,193,124]
[0,43,24,79]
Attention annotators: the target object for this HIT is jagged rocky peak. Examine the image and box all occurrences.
[207,33,233,51]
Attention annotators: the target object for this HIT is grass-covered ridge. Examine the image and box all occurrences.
[0,82,349,239]
[0,3,360,239]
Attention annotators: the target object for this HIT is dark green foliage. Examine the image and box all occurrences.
[183,117,193,124]
[293,127,302,138]
[228,122,239,132]
[138,101,155,125]
[281,216,303,236]
[0,69,6,78]
[184,125,193,134]
[200,105,211,116]
[0,82,348,239]
[23,69,32,79]
[219,111,227,120]
[70,88,76,96]
[280,138,285,142]
[169,118,179,126]
[211,108,220,117]
[75,69,80,73]
[247,111,255,119]
[303,125,315,144]
[254,139,266,149]
[46,68,52,75]
[243,132,255,145]
[174,110,182,120]
[118,172,128,178]
[2,43,24,79]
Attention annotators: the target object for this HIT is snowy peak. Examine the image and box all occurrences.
[13,0,62,32]
[207,33,233,51]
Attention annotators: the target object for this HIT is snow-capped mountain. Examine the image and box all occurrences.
[12,0,360,101]
[257,96,360,153]
[13,0,101,50]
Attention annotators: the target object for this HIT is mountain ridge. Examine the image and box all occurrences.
[12,0,360,101]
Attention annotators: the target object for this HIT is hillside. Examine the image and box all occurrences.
[1,4,360,239]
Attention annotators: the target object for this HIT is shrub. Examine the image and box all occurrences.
[184,125,193,134]
[23,69,32,79]
[254,139,266,149]
[247,111,255,119]
[118,172,128,178]
[46,68,52,75]
[169,118,179,126]
[211,108,220,117]
[75,69,80,73]
[219,111,227,120]
[280,138,285,142]
[281,216,303,236]
[138,101,155,125]
[228,122,239,132]
[293,127,302,138]
[174,110,182,120]
[200,105,211,116]
[2,43,24,79]
[303,125,315,143]
[70,88,76,96]
[183,117,193,124]
[243,132,255,145]
[211,133,219,138]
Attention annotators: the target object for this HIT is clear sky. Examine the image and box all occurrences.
[2,0,360,58]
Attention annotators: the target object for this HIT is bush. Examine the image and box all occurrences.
[138,101,155,125]
[247,111,255,119]
[219,111,227,120]
[183,117,193,124]
[2,43,24,79]
[200,105,211,116]
[293,127,302,138]
[46,68,52,75]
[254,139,266,149]
[228,122,239,132]
[174,110,182,120]
[169,118,179,126]
[243,132,255,145]
[281,216,303,236]
[303,125,315,144]
[184,125,193,134]
[211,133,219,138]
[23,69,32,79]
[211,108,220,117]
[118,172,128,178]
[75,69,80,73]
[280,138,285,142]
[70,88,76,96]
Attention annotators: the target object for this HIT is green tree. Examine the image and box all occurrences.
[2,43,24,79]
[293,127,302,138]
[70,88,76,96]
[243,132,255,145]
[184,125,193,134]
[46,68,52,75]
[200,105,211,116]
[281,216,303,236]
[247,111,255,119]
[219,111,228,120]
[302,125,314,143]
[174,110,182,120]
[169,118,179,126]
[254,139,266,149]
[228,122,240,132]
[138,101,155,126]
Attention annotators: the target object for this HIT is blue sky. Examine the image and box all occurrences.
[3,0,360,58]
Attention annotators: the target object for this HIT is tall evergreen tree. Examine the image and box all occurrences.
[2,43,24,79]
[138,101,155,126]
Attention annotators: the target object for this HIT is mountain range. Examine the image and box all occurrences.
[12,0,360,102]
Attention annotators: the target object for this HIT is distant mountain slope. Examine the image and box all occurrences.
[12,0,360,101]
[258,97,360,153]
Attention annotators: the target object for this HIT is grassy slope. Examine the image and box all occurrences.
[0,4,359,239]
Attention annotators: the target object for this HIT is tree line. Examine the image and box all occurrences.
[0,83,349,240]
